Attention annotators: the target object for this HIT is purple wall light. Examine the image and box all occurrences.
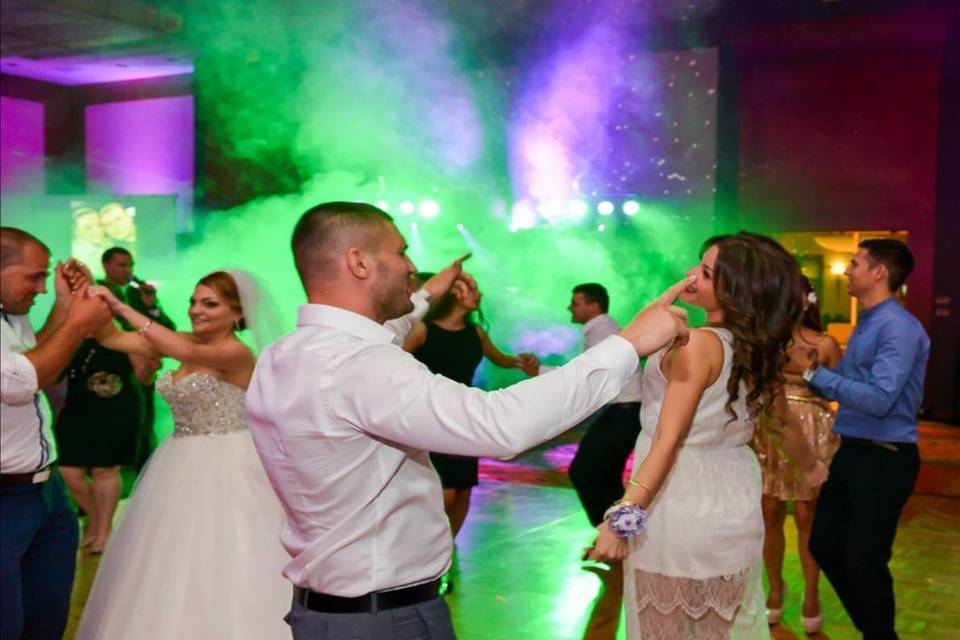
[1,96,45,193]
[85,96,195,231]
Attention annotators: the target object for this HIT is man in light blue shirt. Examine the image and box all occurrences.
[806,239,929,640]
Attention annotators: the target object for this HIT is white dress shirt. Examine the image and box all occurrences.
[0,311,56,473]
[246,301,639,597]
[541,313,644,404]
[583,314,643,404]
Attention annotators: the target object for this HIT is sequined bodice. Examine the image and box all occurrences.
[156,372,249,438]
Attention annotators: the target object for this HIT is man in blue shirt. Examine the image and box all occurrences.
[805,239,929,640]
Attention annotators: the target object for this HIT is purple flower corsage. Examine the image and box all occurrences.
[605,503,649,538]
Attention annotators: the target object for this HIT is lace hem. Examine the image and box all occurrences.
[632,567,749,622]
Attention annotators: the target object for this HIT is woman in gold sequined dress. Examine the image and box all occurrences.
[752,277,841,634]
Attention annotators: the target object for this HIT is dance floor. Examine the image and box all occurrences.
[67,422,960,639]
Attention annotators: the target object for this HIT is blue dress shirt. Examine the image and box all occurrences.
[808,297,930,443]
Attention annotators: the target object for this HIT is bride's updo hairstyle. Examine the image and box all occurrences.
[707,232,804,422]
[197,271,246,331]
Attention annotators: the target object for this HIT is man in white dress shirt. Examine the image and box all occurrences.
[546,283,645,535]
[246,202,692,639]
[1,227,111,639]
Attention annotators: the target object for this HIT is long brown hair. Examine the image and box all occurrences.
[197,271,246,330]
[708,232,804,421]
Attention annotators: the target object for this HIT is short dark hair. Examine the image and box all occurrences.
[291,202,394,287]
[572,282,609,313]
[859,238,914,292]
[0,227,49,269]
[102,246,132,265]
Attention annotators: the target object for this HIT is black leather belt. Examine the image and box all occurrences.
[293,578,442,614]
[0,466,53,486]
[841,436,899,452]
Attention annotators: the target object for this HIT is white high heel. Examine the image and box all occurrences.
[802,613,823,634]
[766,583,787,626]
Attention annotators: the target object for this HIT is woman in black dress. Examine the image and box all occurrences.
[55,340,144,552]
[403,274,537,539]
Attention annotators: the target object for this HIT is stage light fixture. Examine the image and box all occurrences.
[597,201,614,216]
[598,224,606,232]
[398,201,415,215]
[419,200,441,218]
[622,200,640,216]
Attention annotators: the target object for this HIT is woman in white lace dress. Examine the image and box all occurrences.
[589,232,827,639]
[75,271,290,639]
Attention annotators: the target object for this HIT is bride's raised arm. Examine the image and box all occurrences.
[94,319,157,358]
[88,285,251,371]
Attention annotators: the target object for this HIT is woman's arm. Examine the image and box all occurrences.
[94,319,157,358]
[589,330,722,561]
[89,286,252,371]
[819,334,842,369]
[476,326,522,369]
[402,322,428,353]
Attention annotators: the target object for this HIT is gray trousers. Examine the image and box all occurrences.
[286,597,457,640]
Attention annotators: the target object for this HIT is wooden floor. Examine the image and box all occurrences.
[66,423,960,639]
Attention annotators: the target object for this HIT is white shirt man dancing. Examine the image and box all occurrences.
[246,202,693,639]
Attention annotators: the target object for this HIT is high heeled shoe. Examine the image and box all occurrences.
[766,584,787,625]
[802,614,823,635]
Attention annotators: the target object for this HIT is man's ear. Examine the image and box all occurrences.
[345,247,373,280]
[873,262,889,286]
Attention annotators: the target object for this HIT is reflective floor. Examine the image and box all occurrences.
[67,422,960,639]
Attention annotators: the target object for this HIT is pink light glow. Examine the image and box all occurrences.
[1,56,193,87]
[86,96,194,230]
[0,96,45,193]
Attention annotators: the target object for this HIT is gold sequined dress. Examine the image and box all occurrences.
[76,372,290,639]
[751,384,839,501]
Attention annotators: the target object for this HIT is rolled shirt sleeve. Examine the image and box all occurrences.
[809,319,923,418]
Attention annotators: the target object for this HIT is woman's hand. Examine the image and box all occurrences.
[86,285,123,313]
[518,352,540,377]
[585,521,629,562]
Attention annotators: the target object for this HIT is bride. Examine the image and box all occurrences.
[76,270,290,639]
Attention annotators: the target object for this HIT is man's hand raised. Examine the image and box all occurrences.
[421,253,473,301]
[619,277,695,357]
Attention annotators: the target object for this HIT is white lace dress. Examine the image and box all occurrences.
[625,328,768,639]
[76,373,291,640]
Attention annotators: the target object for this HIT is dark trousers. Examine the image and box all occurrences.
[0,472,78,640]
[569,402,643,527]
[286,597,457,639]
[809,440,919,640]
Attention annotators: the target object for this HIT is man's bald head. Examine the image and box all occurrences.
[1,227,49,269]
[291,202,395,289]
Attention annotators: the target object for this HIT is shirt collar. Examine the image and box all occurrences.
[297,304,395,343]
[859,296,898,321]
[582,313,608,334]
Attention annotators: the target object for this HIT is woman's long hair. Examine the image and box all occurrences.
[707,232,805,421]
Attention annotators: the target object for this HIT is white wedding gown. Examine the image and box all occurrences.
[76,372,291,639]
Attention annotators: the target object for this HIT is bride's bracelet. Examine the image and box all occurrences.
[603,499,649,538]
